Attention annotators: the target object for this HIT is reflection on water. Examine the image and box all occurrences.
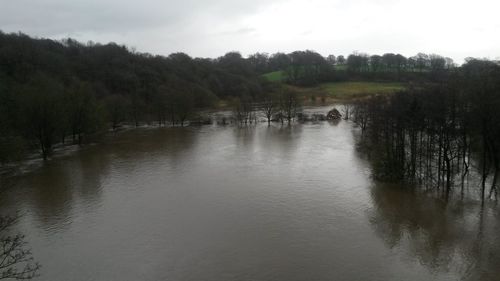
[0,108,498,281]
[369,183,500,281]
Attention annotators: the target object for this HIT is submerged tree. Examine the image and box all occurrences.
[232,96,254,125]
[261,92,278,125]
[173,90,195,127]
[16,74,65,160]
[352,59,500,201]
[104,94,129,131]
[279,87,301,123]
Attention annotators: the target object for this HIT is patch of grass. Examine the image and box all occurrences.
[319,81,406,99]
[261,74,406,102]
[334,65,348,71]
[294,81,407,105]
[262,71,287,82]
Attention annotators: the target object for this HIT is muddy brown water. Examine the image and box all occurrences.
[1,107,499,281]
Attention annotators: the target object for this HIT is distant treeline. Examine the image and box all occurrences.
[249,51,460,85]
[352,59,500,201]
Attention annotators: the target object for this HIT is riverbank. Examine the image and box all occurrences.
[0,105,343,180]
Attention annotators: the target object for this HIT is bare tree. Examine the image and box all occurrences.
[0,215,40,280]
[261,94,278,125]
[342,104,351,120]
[232,97,253,125]
[279,88,301,123]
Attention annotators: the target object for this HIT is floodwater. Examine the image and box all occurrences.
[1,107,499,281]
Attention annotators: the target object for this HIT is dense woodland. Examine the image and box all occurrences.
[0,32,268,161]
[0,31,497,171]
[353,59,500,201]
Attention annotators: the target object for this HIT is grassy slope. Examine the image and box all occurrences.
[319,81,406,99]
[261,70,406,103]
[262,70,287,82]
[261,65,348,81]
[292,81,406,105]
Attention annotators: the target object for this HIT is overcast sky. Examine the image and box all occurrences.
[1,0,499,63]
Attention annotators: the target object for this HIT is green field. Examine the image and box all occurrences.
[262,70,287,82]
[334,65,348,71]
[262,65,351,82]
[319,81,406,99]
[261,69,406,101]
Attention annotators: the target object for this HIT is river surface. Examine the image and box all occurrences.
[1,107,499,281]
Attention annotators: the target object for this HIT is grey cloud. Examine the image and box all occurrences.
[0,0,498,62]
[0,0,283,36]
[214,27,257,37]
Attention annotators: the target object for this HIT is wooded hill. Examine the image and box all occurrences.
[0,31,268,161]
[0,31,496,163]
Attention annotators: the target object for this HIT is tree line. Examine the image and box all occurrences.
[230,84,302,125]
[0,31,268,162]
[344,52,455,73]
[249,51,458,85]
[249,51,456,74]
[0,31,473,163]
[352,59,500,201]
